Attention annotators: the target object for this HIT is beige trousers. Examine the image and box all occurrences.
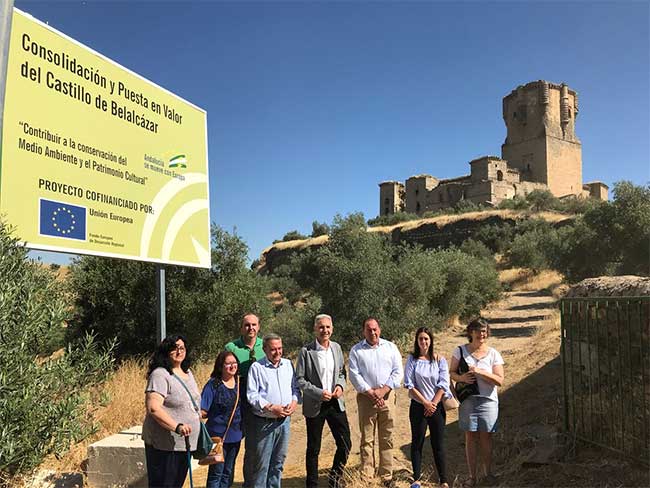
[356,392,396,481]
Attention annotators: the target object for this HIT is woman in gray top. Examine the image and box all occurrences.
[142,334,201,488]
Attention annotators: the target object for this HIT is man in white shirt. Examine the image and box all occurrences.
[296,314,351,488]
[349,317,403,485]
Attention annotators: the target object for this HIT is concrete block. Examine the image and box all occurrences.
[87,426,148,487]
[86,426,199,488]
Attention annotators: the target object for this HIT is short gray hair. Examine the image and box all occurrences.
[262,333,282,348]
[314,314,332,326]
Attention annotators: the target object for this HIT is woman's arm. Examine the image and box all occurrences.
[146,392,191,436]
[471,363,504,387]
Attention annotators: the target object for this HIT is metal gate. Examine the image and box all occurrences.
[560,297,650,465]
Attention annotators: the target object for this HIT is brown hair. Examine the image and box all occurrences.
[466,318,490,342]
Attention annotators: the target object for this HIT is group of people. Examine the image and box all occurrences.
[142,314,504,488]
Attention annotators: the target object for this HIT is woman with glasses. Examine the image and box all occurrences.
[200,351,243,488]
[449,319,504,487]
[142,334,200,488]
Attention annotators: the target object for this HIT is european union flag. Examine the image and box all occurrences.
[39,199,87,241]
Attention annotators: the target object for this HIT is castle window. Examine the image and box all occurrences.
[415,189,419,196]
[385,207,389,215]
[384,197,390,205]
[416,202,421,212]
[497,170,503,181]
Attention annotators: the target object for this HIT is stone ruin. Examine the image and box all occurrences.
[379,80,609,216]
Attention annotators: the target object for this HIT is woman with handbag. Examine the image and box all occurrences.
[142,335,201,488]
[404,327,454,488]
[200,351,243,488]
[449,318,504,488]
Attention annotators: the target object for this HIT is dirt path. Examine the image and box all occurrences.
[187,290,557,488]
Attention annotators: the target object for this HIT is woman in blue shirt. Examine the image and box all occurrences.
[404,327,452,488]
[201,351,243,488]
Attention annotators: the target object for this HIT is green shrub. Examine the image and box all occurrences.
[459,239,494,261]
[268,296,323,353]
[0,220,114,475]
[273,230,308,243]
[68,226,272,359]
[367,211,419,227]
[549,182,650,281]
[311,221,330,237]
[279,214,502,347]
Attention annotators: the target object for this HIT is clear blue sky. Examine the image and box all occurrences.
[15,0,650,265]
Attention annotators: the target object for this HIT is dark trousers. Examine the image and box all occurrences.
[409,400,447,483]
[305,399,352,488]
[144,444,189,488]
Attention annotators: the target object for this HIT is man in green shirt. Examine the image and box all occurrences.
[225,313,265,488]
[225,313,265,379]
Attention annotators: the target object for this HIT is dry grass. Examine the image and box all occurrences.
[41,359,215,475]
[499,267,565,294]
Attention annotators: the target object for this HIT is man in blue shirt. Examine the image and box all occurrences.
[247,333,301,488]
[349,317,403,485]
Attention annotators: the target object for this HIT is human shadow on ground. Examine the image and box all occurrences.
[508,302,557,312]
[510,290,553,298]
[488,315,549,324]
[489,325,538,338]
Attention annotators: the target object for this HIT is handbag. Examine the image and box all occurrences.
[198,376,240,466]
[173,374,214,460]
[453,346,480,403]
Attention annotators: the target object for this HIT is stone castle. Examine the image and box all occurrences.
[379,80,608,216]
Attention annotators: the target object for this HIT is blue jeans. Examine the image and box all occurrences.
[206,441,241,488]
[249,415,290,488]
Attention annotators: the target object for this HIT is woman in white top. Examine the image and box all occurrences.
[449,319,504,488]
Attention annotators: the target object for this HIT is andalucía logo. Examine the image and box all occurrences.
[169,154,187,169]
[39,199,87,241]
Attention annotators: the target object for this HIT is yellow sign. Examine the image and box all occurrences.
[0,9,211,268]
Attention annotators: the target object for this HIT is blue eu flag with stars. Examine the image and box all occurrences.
[40,199,87,241]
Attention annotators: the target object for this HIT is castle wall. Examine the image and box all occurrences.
[405,175,438,213]
[501,137,548,184]
[546,136,582,196]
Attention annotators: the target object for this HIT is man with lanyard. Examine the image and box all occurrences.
[349,317,403,486]
[296,314,352,488]
[225,313,265,488]
[247,333,301,488]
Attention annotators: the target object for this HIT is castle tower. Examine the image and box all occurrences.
[501,81,582,197]
[379,181,405,216]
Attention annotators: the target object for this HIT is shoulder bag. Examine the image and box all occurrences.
[453,346,480,403]
[173,373,213,460]
[199,377,240,466]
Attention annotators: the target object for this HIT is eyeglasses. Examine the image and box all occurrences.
[224,362,238,367]
[172,346,186,353]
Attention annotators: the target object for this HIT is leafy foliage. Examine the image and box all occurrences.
[67,226,272,358]
[367,211,420,227]
[273,230,308,243]
[273,214,501,346]
[0,220,114,474]
[310,220,330,237]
